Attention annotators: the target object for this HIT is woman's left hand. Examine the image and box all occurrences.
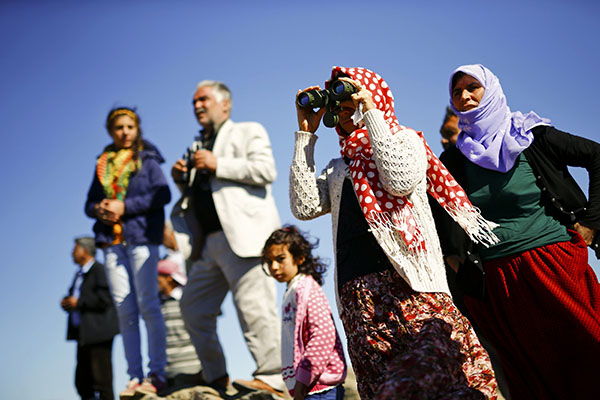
[99,199,125,223]
[575,222,597,246]
[94,202,117,225]
[338,77,376,112]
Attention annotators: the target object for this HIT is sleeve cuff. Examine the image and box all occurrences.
[362,109,388,140]
[295,366,314,386]
[123,198,134,215]
[294,131,318,165]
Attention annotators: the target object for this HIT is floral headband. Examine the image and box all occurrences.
[106,108,139,129]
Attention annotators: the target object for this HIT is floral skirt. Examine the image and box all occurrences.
[339,269,497,399]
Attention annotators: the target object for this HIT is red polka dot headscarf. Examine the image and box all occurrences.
[327,66,498,252]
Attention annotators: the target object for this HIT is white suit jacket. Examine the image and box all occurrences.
[172,119,281,259]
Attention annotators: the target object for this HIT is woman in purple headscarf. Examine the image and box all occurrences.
[440,64,600,399]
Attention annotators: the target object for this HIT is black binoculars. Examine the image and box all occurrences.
[297,80,358,128]
[174,140,203,185]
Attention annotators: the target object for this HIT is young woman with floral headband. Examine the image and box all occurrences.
[289,67,499,399]
[85,107,171,397]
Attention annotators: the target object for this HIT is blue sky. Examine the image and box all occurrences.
[1,1,599,399]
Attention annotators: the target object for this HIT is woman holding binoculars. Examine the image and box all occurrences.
[289,67,500,399]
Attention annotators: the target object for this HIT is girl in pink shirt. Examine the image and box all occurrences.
[262,226,347,400]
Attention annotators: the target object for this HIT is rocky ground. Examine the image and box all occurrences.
[127,371,359,400]
[126,384,285,400]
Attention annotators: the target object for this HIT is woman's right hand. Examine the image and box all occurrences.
[296,86,327,133]
[293,381,309,400]
[445,255,463,273]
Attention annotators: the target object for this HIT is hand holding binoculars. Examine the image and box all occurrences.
[296,80,357,128]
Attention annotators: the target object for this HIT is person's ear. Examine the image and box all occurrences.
[296,255,305,266]
[221,98,231,114]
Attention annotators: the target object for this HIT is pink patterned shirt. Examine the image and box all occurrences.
[281,274,347,396]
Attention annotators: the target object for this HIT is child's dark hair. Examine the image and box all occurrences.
[262,225,328,285]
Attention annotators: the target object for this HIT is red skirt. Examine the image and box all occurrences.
[464,232,600,400]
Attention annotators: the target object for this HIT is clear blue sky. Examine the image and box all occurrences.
[1,1,599,399]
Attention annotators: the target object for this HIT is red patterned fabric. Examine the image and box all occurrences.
[329,66,497,252]
[464,232,600,400]
[339,269,497,399]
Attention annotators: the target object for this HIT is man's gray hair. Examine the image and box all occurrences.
[75,236,96,257]
[197,80,233,112]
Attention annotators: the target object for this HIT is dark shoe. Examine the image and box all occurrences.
[233,379,284,398]
[196,374,230,391]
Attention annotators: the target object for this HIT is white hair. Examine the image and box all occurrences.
[196,80,232,111]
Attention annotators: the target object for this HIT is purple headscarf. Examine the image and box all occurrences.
[449,64,551,172]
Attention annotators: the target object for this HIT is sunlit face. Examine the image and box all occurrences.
[451,74,485,112]
[109,115,138,150]
[335,99,357,135]
[440,115,460,150]
[71,243,88,266]
[263,244,301,283]
[192,86,230,130]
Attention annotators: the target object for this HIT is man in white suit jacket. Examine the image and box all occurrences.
[171,81,283,396]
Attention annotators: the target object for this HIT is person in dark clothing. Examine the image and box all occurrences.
[85,107,171,397]
[431,107,511,400]
[440,106,461,151]
[61,236,119,400]
[440,64,600,400]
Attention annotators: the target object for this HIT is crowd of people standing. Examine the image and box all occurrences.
[60,65,600,400]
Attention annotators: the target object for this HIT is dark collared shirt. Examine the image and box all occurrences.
[192,127,222,234]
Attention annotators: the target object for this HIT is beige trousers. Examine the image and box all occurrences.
[180,230,284,390]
